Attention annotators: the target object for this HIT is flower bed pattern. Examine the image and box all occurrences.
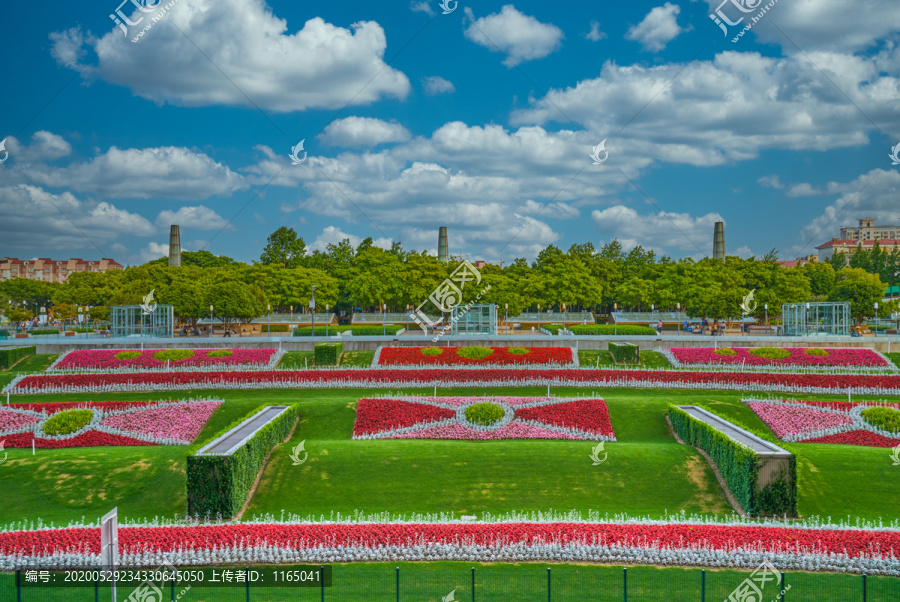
[2,514,900,574]
[662,347,895,372]
[372,346,578,368]
[352,396,615,441]
[744,398,900,447]
[47,348,284,373]
[0,399,221,448]
[9,368,900,396]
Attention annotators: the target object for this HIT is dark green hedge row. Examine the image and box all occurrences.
[544,324,657,336]
[261,324,289,332]
[30,329,59,335]
[0,330,8,338]
[609,342,640,364]
[668,405,796,517]
[314,342,342,365]
[186,403,300,519]
[0,345,35,369]
[293,324,405,336]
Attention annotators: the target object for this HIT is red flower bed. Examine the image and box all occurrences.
[515,399,615,435]
[377,346,574,366]
[1,430,154,448]
[11,368,900,394]
[3,521,900,561]
[353,399,455,435]
[802,430,900,447]
[8,401,157,414]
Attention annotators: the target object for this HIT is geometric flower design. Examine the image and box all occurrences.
[664,347,896,372]
[0,399,222,448]
[352,396,616,441]
[373,346,579,368]
[744,398,900,447]
[48,348,283,372]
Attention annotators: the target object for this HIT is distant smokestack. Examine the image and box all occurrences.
[438,226,449,264]
[713,221,725,261]
[168,225,182,267]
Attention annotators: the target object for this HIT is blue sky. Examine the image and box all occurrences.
[1,0,898,265]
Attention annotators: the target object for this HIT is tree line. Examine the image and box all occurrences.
[1,226,897,327]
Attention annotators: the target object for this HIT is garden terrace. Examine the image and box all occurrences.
[195,405,291,455]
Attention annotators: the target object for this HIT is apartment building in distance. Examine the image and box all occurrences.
[0,257,124,282]
[840,218,900,241]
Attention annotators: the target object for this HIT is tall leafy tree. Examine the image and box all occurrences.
[259,227,308,268]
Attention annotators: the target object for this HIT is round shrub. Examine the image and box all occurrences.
[861,407,900,433]
[153,349,195,362]
[749,347,791,360]
[714,348,737,356]
[114,350,141,360]
[804,348,829,356]
[43,409,93,435]
[207,349,233,358]
[507,347,530,355]
[465,402,505,426]
[457,346,494,360]
[420,347,443,356]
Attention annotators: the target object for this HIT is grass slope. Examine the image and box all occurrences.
[578,350,672,369]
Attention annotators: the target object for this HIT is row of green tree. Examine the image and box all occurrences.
[1,227,896,326]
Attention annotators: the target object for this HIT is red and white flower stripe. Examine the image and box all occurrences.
[660,347,897,373]
[370,346,580,369]
[743,398,900,445]
[2,513,899,575]
[47,348,285,374]
[7,368,900,395]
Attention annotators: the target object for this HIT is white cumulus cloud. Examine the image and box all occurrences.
[626,3,686,52]
[319,117,411,148]
[463,5,564,67]
[422,76,455,95]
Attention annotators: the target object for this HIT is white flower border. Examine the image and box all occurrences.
[46,348,285,374]
[0,398,223,446]
[351,395,616,442]
[659,347,899,374]
[370,346,579,370]
[742,397,900,443]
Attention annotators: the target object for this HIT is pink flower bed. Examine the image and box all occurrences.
[0,399,221,448]
[744,398,900,446]
[49,348,281,372]
[352,396,616,441]
[665,347,894,370]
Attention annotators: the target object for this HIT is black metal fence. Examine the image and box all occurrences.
[3,564,900,601]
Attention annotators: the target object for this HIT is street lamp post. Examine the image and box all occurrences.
[765,304,768,330]
[875,302,879,337]
[267,304,271,338]
[290,305,293,326]
[209,305,213,338]
[326,304,329,337]
[310,285,316,337]
[613,303,617,336]
[382,303,386,336]
[677,302,681,335]
[505,303,508,334]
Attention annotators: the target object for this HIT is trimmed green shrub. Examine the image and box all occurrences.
[420,347,443,356]
[0,345,35,369]
[507,347,530,355]
[0,330,8,337]
[544,324,656,336]
[457,346,494,360]
[714,348,737,356]
[71,328,95,333]
[30,329,59,336]
[293,324,405,336]
[43,409,93,435]
[207,349,233,358]
[668,405,796,517]
[114,350,141,360]
[465,402,505,426]
[749,347,790,360]
[804,348,829,356]
[153,349,195,362]
[315,342,343,365]
[861,407,900,433]
[609,342,639,364]
[261,324,289,332]
[186,404,300,519]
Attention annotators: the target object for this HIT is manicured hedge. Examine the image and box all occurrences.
[544,324,656,336]
[609,342,640,364]
[293,324,405,336]
[30,329,59,336]
[668,405,796,517]
[261,324,289,332]
[186,403,300,519]
[0,345,35,369]
[71,328,95,333]
[315,342,343,365]
[0,330,7,338]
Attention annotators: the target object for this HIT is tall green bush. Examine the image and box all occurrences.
[186,404,300,519]
[608,342,640,364]
[667,405,796,517]
[315,342,343,365]
[544,324,656,336]
[293,325,404,336]
[0,345,35,369]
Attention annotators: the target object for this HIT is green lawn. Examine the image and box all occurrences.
[277,350,375,369]
[885,352,900,369]
[0,353,57,388]
[3,382,900,528]
[577,349,672,369]
[2,562,895,602]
